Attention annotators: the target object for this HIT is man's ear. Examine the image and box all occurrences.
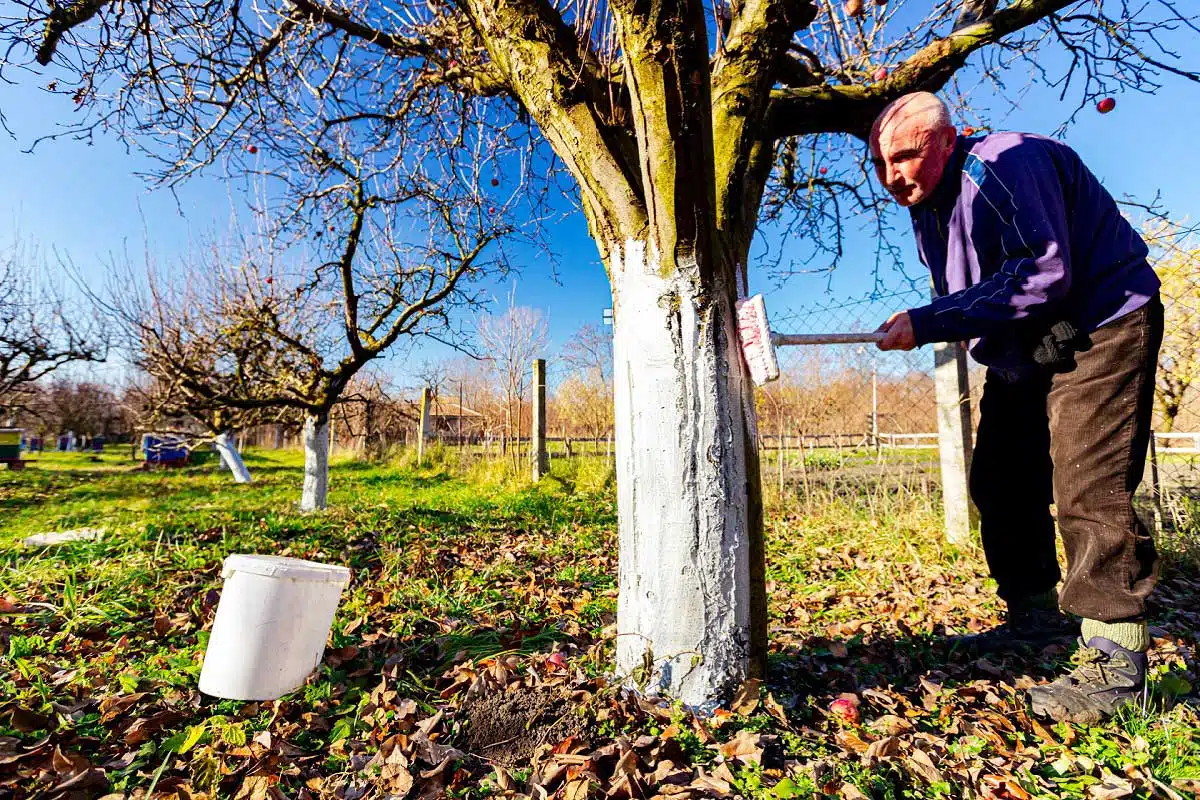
[941,125,958,149]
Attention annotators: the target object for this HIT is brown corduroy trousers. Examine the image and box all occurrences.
[969,296,1163,622]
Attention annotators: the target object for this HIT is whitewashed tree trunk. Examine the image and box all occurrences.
[610,238,762,711]
[301,411,330,511]
[214,431,253,484]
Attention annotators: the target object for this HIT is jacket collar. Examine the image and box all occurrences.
[916,135,972,212]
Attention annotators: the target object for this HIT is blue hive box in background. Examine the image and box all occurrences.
[141,433,190,467]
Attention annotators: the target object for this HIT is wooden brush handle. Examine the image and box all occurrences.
[772,331,887,346]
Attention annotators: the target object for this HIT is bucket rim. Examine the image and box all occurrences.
[221,554,352,585]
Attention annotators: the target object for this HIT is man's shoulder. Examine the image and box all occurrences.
[964,131,1076,171]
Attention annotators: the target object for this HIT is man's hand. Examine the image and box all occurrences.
[877,311,917,351]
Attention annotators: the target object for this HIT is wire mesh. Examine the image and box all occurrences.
[757,287,946,503]
[1147,273,1200,541]
[760,279,1200,543]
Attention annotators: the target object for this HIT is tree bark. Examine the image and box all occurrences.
[609,237,765,710]
[301,410,330,511]
[214,430,253,483]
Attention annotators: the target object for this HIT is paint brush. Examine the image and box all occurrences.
[735,294,886,386]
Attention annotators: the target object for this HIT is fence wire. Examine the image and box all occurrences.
[761,282,1200,540]
[756,287,950,503]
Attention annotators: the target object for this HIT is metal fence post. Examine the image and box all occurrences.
[933,341,977,545]
[532,358,548,481]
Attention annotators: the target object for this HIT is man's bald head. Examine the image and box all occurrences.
[869,92,958,208]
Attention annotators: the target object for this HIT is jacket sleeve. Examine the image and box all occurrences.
[908,144,1072,346]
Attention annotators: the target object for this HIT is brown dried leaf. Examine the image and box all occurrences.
[234,775,276,800]
[565,778,591,800]
[718,729,763,765]
[762,693,789,726]
[906,748,943,785]
[839,782,869,799]
[690,774,732,797]
[868,715,912,736]
[52,767,108,794]
[6,706,52,732]
[865,736,899,763]
[730,678,762,715]
[381,762,415,794]
[834,730,871,754]
[98,693,147,723]
[51,745,90,774]
[1088,773,1134,799]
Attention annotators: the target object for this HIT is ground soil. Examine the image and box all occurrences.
[459,686,587,767]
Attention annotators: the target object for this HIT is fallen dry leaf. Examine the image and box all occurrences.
[730,678,762,715]
[717,729,763,765]
[906,748,943,785]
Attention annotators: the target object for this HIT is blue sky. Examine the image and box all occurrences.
[0,28,1196,388]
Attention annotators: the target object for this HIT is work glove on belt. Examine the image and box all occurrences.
[1031,320,1084,372]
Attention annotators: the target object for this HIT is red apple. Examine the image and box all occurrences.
[488,206,496,214]
[328,225,335,232]
[1097,97,1116,114]
[265,276,273,285]
[490,177,500,187]
[829,698,860,724]
[546,652,568,670]
[844,0,864,16]
[872,67,888,82]
[819,167,828,175]
[247,144,258,154]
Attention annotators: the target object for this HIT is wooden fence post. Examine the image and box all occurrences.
[418,387,432,462]
[532,358,548,481]
[934,341,977,545]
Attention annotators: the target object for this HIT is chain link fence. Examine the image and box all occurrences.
[756,286,961,508]
[760,276,1200,541]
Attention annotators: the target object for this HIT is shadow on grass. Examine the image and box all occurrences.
[768,557,1200,705]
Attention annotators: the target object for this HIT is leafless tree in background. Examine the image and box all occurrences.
[1145,219,1200,432]
[476,290,549,455]
[0,238,106,419]
[557,323,614,441]
[5,0,1197,703]
[102,186,508,507]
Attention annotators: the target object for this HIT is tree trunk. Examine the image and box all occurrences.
[301,410,330,511]
[214,430,253,483]
[609,238,765,711]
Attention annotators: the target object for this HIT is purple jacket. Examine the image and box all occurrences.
[907,132,1159,371]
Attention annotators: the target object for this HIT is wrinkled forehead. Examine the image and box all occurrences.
[871,115,937,158]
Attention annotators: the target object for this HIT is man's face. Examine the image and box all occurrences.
[869,119,957,207]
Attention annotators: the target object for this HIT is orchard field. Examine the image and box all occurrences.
[1,450,1199,799]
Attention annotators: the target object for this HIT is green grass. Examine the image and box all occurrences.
[1,448,1197,799]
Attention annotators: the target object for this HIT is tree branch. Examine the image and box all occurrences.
[768,0,1076,139]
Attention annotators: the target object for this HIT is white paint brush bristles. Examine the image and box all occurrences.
[735,294,780,386]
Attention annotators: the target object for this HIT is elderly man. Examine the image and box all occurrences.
[870,92,1162,724]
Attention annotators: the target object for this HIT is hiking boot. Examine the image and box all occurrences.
[950,606,1076,656]
[1028,637,1148,725]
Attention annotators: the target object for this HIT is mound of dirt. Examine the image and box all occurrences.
[460,686,586,766]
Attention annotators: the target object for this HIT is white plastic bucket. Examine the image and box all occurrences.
[199,555,352,700]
